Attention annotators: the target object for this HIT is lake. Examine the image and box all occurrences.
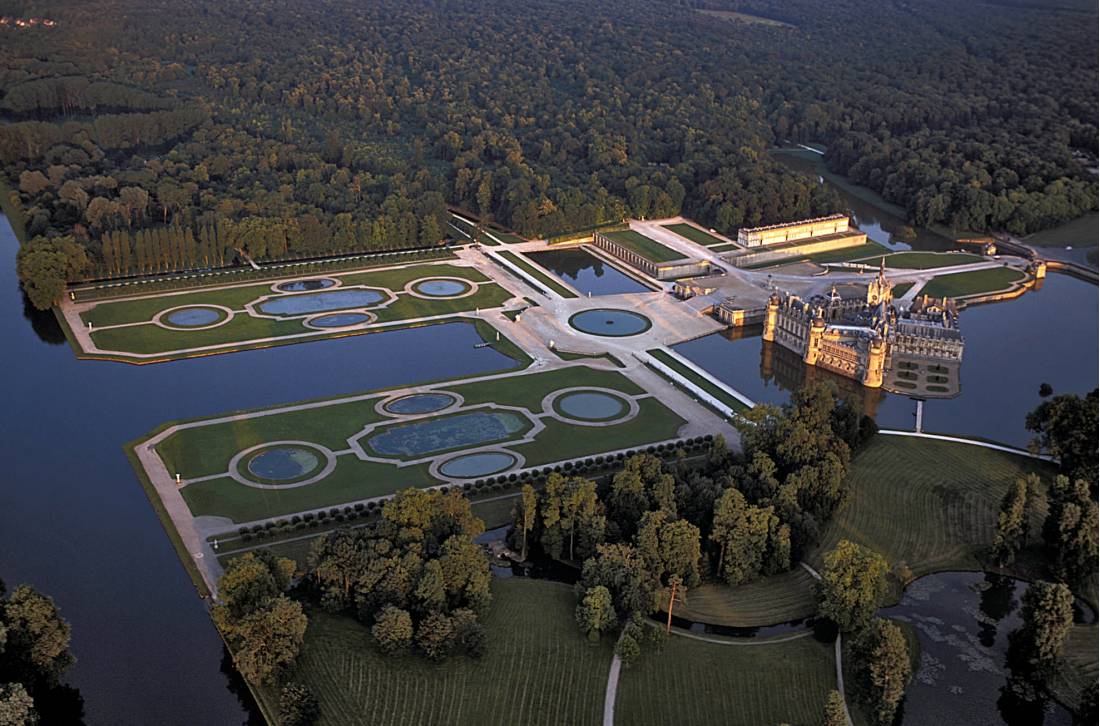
[0,215,516,725]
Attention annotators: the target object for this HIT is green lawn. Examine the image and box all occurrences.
[803,241,890,264]
[83,262,489,328]
[151,364,686,523]
[891,282,914,298]
[916,267,1026,299]
[661,567,818,627]
[869,251,984,269]
[83,262,515,357]
[647,348,749,414]
[1025,213,1098,248]
[662,223,727,248]
[255,579,613,726]
[616,631,835,726]
[1050,624,1099,712]
[495,250,579,298]
[809,435,1053,585]
[601,229,686,263]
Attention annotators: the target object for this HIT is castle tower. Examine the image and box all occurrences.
[762,293,780,342]
[803,312,825,366]
[862,334,886,388]
[867,257,893,306]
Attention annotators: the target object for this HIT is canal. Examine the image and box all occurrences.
[0,215,516,724]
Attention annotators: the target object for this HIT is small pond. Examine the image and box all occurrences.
[439,451,517,478]
[555,390,628,421]
[383,392,459,415]
[257,288,387,316]
[246,446,321,482]
[412,278,473,297]
[882,572,1079,725]
[528,248,652,296]
[307,312,372,328]
[163,306,224,327]
[569,308,652,337]
[367,410,527,457]
[275,278,337,292]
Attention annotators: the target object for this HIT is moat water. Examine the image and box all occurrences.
[0,216,517,725]
[675,272,1098,446]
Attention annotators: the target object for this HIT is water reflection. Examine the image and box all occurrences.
[527,247,652,296]
[20,289,67,345]
[675,273,1098,446]
[881,572,1071,726]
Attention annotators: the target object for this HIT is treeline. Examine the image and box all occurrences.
[0,107,208,163]
[0,577,85,724]
[1,0,1095,293]
[1,76,172,117]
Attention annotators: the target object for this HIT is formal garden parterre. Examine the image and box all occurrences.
[71,260,516,359]
[141,363,687,525]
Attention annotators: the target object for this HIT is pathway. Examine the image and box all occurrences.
[877,429,1056,461]
[800,562,854,726]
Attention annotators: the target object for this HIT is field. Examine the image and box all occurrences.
[495,250,579,298]
[77,262,516,358]
[871,251,985,269]
[257,579,613,726]
[661,223,728,248]
[916,267,1026,299]
[662,567,818,627]
[616,631,835,726]
[150,364,687,524]
[802,241,891,264]
[601,229,686,263]
[809,435,1053,585]
[1025,213,1098,248]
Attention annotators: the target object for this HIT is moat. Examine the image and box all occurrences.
[1,207,1096,723]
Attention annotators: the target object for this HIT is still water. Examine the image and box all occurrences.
[0,215,516,725]
[674,272,1098,447]
[882,572,1081,726]
[528,247,653,296]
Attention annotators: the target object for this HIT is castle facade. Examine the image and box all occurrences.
[762,261,964,393]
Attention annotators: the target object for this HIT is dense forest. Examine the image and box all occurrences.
[0,0,1095,294]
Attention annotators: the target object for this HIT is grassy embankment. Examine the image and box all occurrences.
[870,251,985,269]
[155,365,684,523]
[916,267,1026,299]
[661,222,729,248]
[601,229,686,263]
[647,347,750,415]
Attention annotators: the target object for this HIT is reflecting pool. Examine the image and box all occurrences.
[569,308,652,337]
[257,288,386,316]
[528,247,651,296]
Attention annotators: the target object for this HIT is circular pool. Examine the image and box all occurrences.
[411,278,473,297]
[438,451,517,478]
[308,312,373,328]
[245,446,321,483]
[382,392,458,415]
[555,390,628,421]
[163,306,225,328]
[568,308,651,337]
[276,278,337,293]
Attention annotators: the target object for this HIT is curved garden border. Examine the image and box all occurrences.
[402,275,481,300]
[152,304,235,331]
[541,386,640,427]
[227,441,338,489]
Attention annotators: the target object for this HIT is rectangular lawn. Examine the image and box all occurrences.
[602,229,687,263]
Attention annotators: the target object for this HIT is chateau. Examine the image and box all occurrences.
[762,260,964,394]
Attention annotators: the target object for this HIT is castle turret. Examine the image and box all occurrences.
[867,257,893,306]
[862,334,886,388]
[803,312,825,366]
[1033,259,1047,280]
[762,293,780,342]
